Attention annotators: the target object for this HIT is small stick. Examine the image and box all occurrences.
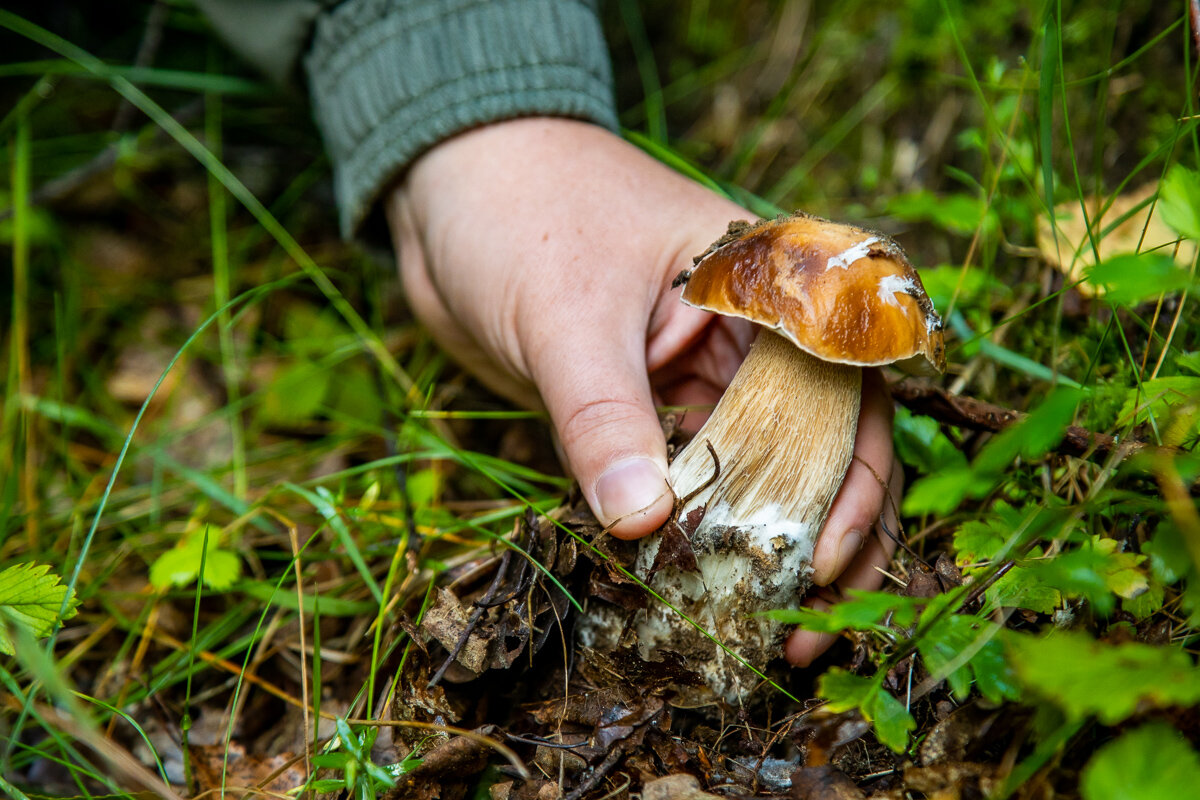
[563,742,626,800]
[889,379,1146,462]
[427,546,514,688]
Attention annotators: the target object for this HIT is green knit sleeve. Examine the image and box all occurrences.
[304,0,619,238]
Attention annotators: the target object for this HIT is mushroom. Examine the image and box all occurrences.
[632,212,945,702]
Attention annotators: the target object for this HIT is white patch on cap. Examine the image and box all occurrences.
[826,235,880,271]
[877,273,917,307]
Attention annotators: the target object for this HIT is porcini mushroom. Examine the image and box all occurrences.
[632,212,945,702]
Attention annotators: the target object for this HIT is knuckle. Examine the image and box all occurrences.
[557,397,647,450]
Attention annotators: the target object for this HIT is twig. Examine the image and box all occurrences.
[427,547,514,688]
[563,742,625,800]
[1191,0,1200,64]
[889,379,1148,462]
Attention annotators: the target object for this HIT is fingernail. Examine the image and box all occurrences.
[595,458,671,526]
[838,529,866,568]
[815,529,866,586]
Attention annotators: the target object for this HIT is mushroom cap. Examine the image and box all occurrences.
[679,212,946,375]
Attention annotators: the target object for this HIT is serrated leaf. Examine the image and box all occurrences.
[1158,164,1200,240]
[818,668,915,753]
[1082,723,1200,800]
[916,597,1020,703]
[1029,536,1147,614]
[866,685,917,753]
[893,407,968,475]
[984,565,1062,615]
[766,590,918,632]
[149,529,242,591]
[1006,630,1200,724]
[0,563,80,655]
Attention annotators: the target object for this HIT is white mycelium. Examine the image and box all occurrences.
[825,235,880,271]
[876,273,918,307]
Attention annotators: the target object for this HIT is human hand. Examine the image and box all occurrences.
[386,117,898,659]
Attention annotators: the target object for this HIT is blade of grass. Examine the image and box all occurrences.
[619,0,666,143]
[206,53,246,501]
[285,483,383,604]
[0,60,267,94]
[4,114,35,552]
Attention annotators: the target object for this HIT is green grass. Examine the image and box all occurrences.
[1,0,1199,797]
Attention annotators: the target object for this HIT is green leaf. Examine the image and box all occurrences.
[913,265,1008,315]
[766,590,918,632]
[1158,164,1200,240]
[893,407,968,475]
[1082,723,1200,800]
[1091,537,1149,599]
[149,528,242,591]
[953,501,1029,566]
[1119,376,1200,427]
[903,470,987,516]
[260,362,330,425]
[1086,253,1194,306]
[917,611,1017,702]
[984,565,1062,615]
[1144,521,1194,585]
[887,191,999,236]
[0,563,79,655]
[818,669,915,752]
[1177,351,1200,376]
[972,387,1083,476]
[1122,578,1165,621]
[1028,536,1147,615]
[1006,630,1200,724]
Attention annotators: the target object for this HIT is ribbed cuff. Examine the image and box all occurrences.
[305,0,619,238]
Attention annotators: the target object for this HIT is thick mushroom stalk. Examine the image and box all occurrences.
[633,330,861,700]
[592,212,945,704]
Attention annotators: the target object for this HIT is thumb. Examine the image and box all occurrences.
[531,332,674,540]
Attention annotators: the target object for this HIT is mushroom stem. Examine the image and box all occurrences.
[633,329,861,701]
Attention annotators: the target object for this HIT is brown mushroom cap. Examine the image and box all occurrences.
[679,212,946,375]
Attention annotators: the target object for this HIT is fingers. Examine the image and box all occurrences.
[811,369,895,586]
[530,330,675,540]
[785,459,904,667]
